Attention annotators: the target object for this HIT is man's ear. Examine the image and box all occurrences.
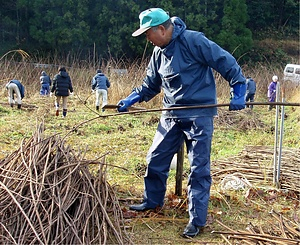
[158,25,167,35]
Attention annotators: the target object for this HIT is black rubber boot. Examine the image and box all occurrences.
[96,106,99,111]
[62,109,67,118]
[17,104,21,109]
[182,223,203,238]
[129,202,155,211]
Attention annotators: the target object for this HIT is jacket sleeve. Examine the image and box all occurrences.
[106,78,110,88]
[187,32,246,85]
[69,78,73,93]
[51,77,56,93]
[91,78,96,90]
[49,76,52,86]
[20,84,25,99]
[133,49,162,102]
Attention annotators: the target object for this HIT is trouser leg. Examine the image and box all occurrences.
[143,117,184,207]
[15,89,22,105]
[46,85,50,95]
[55,96,61,116]
[62,97,68,117]
[101,89,108,107]
[248,93,255,109]
[95,90,100,107]
[62,96,68,110]
[55,96,61,110]
[245,94,250,107]
[8,87,14,106]
[184,117,213,227]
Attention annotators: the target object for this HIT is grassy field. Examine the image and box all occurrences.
[0,57,299,244]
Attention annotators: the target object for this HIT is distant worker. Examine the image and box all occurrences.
[40,71,52,96]
[245,76,256,109]
[51,67,73,118]
[6,79,25,109]
[91,69,110,111]
[267,75,278,111]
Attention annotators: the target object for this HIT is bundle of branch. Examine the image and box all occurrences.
[0,123,132,245]
[213,210,300,244]
[212,146,300,193]
[214,109,266,131]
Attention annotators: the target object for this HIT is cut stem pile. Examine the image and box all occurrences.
[0,123,132,245]
[214,210,300,244]
[212,145,300,193]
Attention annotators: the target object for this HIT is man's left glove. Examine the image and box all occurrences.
[117,91,141,112]
[229,83,246,111]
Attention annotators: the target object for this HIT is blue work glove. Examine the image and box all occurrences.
[117,92,141,112]
[229,83,246,111]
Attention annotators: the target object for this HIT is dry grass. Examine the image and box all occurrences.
[1,55,298,108]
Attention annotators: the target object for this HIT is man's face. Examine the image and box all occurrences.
[145,27,166,47]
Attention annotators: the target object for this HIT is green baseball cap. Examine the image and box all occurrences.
[132,8,170,37]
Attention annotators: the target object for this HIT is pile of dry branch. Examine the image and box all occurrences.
[214,211,300,244]
[214,109,266,131]
[212,145,300,193]
[0,124,132,244]
[212,145,300,244]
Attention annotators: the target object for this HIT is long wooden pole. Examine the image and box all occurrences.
[103,102,300,113]
[175,144,184,196]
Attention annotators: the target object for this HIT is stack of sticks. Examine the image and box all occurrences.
[213,210,300,244]
[0,123,132,244]
[212,145,300,193]
[211,145,300,244]
[214,109,266,131]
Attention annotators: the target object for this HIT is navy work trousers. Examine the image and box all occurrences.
[143,116,213,227]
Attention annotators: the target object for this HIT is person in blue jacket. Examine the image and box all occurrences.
[51,67,73,117]
[6,79,25,109]
[117,8,246,238]
[91,69,110,111]
[39,71,52,96]
[245,76,256,109]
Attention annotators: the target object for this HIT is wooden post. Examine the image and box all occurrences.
[175,143,184,196]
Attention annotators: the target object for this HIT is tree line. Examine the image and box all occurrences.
[1,0,299,62]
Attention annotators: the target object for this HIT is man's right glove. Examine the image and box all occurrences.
[117,92,141,112]
[229,83,246,111]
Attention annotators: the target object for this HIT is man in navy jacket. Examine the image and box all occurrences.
[40,71,52,96]
[117,8,246,238]
[91,69,110,111]
[245,76,256,109]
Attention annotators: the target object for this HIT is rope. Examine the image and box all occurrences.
[219,173,252,191]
